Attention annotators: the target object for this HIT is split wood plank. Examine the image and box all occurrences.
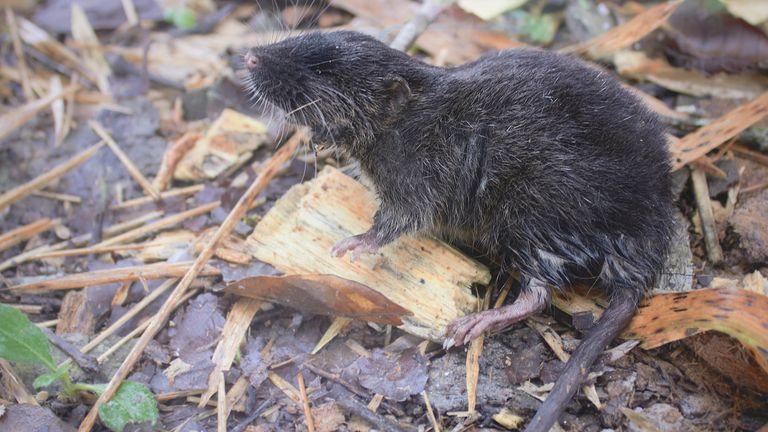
[245,166,490,341]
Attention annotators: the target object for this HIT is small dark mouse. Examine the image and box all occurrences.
[244,31,674,432]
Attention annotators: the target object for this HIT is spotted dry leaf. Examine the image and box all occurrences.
[671,91,768,169]
[565,1,682,58]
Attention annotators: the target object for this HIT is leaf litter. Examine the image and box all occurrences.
[0,0,768,431]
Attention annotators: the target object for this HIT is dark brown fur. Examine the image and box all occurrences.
[245,31,675,432]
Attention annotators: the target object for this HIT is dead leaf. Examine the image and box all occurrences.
[671,91,768,169]
[344,347,428,401]
[225,274,412,326]
[662,1,768,73]
[565,1,682,58]
[614,50,768,99]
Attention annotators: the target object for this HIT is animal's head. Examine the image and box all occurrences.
[243,31,423,150]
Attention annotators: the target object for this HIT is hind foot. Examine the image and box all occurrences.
[443,278,550,349]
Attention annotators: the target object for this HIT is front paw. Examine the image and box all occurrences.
[331,233,380,261]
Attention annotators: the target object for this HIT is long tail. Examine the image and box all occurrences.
[524,287,642,432]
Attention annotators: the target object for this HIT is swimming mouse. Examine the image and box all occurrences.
[244,31,674,432]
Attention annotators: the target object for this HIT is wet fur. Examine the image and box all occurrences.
[245,31,675,432]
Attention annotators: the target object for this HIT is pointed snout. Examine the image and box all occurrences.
[244,51,259,71]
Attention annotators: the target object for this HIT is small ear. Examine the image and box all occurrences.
[384,75,411,110]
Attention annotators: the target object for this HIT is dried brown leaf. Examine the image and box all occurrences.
[225,274,411,326]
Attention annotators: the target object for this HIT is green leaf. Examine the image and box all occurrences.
[164,8,197,30]
[0,304,56,370]
[98,381,159,432]
[33,363,71,389]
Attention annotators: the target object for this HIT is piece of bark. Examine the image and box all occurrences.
[174,109,269,181]
[246,166,490,341]
[56,291,98,335]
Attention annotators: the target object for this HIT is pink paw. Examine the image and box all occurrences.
[330,233,380,261]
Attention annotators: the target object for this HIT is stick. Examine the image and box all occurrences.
[0,141,103,212]
[297,372,315,432]
[92,201,219,248]
[9,262,218,293]
[691,169,723,264]
[5,8,33,100]
[80,279,177,354]
[0,218,55,254]
[78,130,306,431]
[111,184,204,209]
[31,190,82,203]
[388,0,452,52]
[89,120,161,200]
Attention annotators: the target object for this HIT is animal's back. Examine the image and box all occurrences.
[433,48,674,291]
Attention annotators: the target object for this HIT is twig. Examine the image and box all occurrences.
[422,390,441,432]
[89,120,161,200]
[389,0,452,52]
[80,279,177,354]
[230,400,273,432]
[302,362,406,418]
[96,288,200,365]
[0,359,39,406]
[217,371,227,432]
[39,327,98,374]
[92,200,219,248]
[298,373,315,432]
[152,132,201,192]
[0,218,56,254]
[112,184,204,209]
[0,210,163,272]
[5,8,33,100]
[8,261,219,293]
[78,130,306,432]
[332,386,416,432]
[732,143,768,167]
[31,190,82,203]
[691,169,723,264]
[0,140,103,212]
[120,0,139,26]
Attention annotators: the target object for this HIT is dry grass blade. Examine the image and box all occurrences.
[671,91,768,169]
[564,1,682,58]
[267,371,302,404]
[78,131,306,432]
[93,200,219,248]
[0,218,55,254]
[112,184,205,209]
[31,190,82,203]
[297,373,315,432]
[466,289,491,414]
[0,140,102,212]
[0,359,39,406]
[422,390,441,432]
[312,316,353,354]
[0,83,78,142]
[89,120,161,200]
[70,3,111,94]
[80,279,177,354]
[8,262,219,293]
[200,298,262,407]
[5,8,33,99]
[153,132,201,191]
[17,17,98,85]
[690,169,723,263]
